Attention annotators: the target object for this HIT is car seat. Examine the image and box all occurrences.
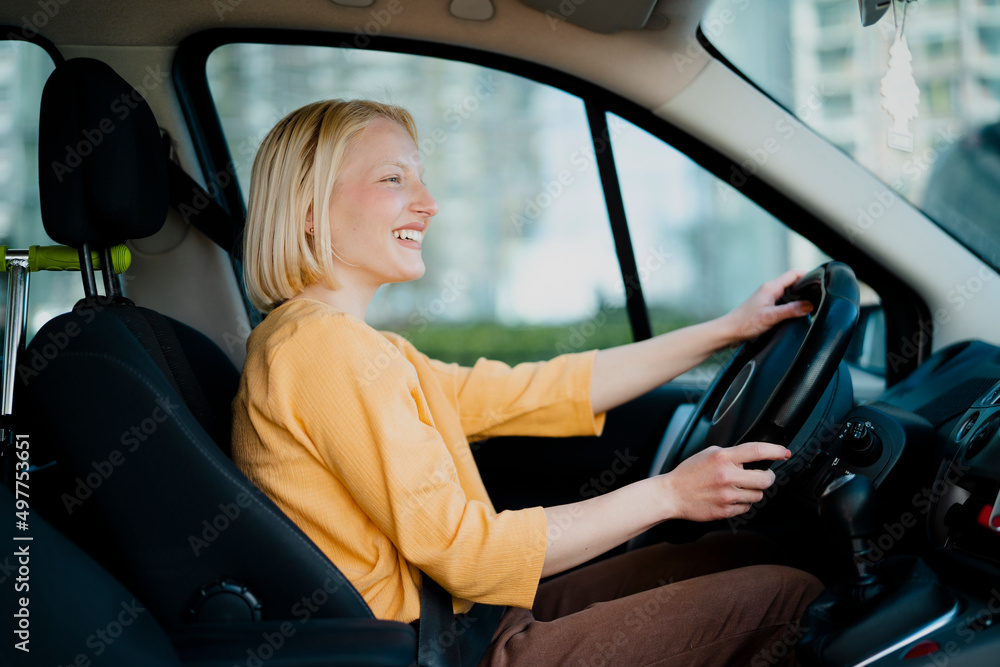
[19,57,416,665]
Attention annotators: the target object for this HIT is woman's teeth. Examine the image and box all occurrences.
[393,229,423,242]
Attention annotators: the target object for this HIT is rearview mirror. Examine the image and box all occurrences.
[859,0,891,27]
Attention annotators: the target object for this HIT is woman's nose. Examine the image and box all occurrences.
[413,182,439,218]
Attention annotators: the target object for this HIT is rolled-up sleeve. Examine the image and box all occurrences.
[425,350,607,441]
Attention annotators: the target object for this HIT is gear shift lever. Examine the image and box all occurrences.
[819,473,885,607]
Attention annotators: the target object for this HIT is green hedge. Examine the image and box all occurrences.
[392,307,694,367]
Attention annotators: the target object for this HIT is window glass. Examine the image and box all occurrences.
[0,40,78,338]
[609,113,876,382]
[705,0,1000,268]
[207,44,627,366]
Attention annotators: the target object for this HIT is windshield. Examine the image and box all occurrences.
[704,0,1000,268]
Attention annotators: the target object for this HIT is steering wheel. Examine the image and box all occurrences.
[655,262,860,476]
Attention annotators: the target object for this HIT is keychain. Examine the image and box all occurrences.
[880,0,920,152]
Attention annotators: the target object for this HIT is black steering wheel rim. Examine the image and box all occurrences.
[656,261,860,476]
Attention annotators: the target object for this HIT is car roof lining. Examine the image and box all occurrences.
[1,0,712,109]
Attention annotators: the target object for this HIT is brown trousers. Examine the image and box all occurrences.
[478,533,825,667]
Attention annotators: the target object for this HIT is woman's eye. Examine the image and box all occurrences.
[383,176,400,183]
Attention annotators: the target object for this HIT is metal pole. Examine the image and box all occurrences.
[1,252,29,486]
[3,254,30,419]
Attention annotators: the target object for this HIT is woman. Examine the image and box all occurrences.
[232,99,824,666]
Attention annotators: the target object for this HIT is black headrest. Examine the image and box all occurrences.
[38,58,168,247]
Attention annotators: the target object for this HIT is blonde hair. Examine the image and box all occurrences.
[242,99,418,313]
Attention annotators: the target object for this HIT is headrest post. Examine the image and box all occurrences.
[78,243,98,299]
[100,246,122,299]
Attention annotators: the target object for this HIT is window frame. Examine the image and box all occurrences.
[0,25,63,66]
[174,27,930,384]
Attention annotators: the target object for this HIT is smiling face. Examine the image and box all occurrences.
[314,116,438,293]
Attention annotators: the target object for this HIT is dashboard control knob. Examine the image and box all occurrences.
[956,412,980,442]
[842,421,881,466]
[965,416,1000,461]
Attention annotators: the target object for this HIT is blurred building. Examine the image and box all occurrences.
[791,0,1000,204]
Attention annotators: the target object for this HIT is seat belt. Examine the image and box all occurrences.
[162,139,242,255]
[418,574,506,667]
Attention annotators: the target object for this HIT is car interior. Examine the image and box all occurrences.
[2,0,1000,665]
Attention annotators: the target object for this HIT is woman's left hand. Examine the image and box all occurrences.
[717,269,814,345]
[590,269,814,415]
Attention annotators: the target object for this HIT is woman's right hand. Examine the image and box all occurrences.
[660,442,790,522]
[539,442,789,578]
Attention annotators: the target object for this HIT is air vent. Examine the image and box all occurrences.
[978,382,1000,407]
[956,412,980,442]
[966,416,1000,460]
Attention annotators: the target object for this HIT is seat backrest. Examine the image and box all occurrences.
[22,57,372,626]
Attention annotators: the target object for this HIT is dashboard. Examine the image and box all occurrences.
[878,339,1000,555]
[792,340,1000,666]
[793,340,1000,555]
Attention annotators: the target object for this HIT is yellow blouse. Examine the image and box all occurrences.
[231,299,605,623]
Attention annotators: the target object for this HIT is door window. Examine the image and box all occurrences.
[207,44,629,365]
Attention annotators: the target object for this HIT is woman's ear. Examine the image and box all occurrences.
[305,203,314,235]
